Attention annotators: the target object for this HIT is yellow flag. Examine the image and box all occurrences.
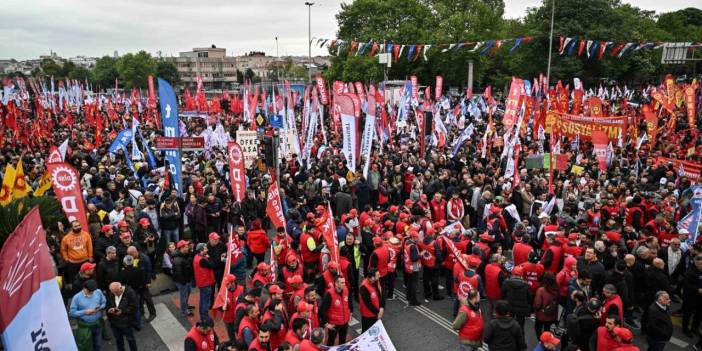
[12,160,30,200]
[0,164,16,206]
[33,170,53,197]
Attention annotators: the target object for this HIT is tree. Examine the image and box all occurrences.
[156,60,180,86]
[245,68,256,82]
[69,67,93,82]
[0,197,63,249]
[59,61,77,79]
[93,56,119,91]
[236,69,244,83]
[40,59,62,79]
[116,51,157,89]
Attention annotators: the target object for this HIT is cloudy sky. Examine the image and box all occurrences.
[1,0,693,60]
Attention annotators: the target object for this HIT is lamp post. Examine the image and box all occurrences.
[305,2,314,82]
[546,0,556,85]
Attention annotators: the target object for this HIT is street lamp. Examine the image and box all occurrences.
[546,0,555,85]
[305,1,314,82]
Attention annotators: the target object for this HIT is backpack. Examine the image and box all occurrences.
[542,298,559,315]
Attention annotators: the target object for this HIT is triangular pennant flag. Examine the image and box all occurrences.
[577,39,586,56]
[423,45,432,61]
[471,42,483,52]
[509,37,523,54]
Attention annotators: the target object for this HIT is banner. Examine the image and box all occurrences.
[336,94,357,171]
[678,186,702,244]
[586,96,603,117]
[361,92,376,178]
[315,76,328,105]
[592,131,608,171]
[32,171,52,197]
[326,320,396,351]
[502,78,524,130]
[158,78,182,196]
[0,207,77,351]
[651,88,674,115]
[235,130,259,168]
[656,157,702,180]
[684,84,697,132]
[644,106,659,144]
[0,164,16,206]
[320,205,340,264]
[48,162,89,231]
[266,181,286,230]
[108,129,133,154]
[410,75,418,106]
[227,141,246,202]
[435,76,443,101]
[545,111,626,140]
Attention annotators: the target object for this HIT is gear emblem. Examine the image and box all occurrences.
[51,166,77,192]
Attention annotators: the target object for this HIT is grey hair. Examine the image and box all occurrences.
[123,255,134,266]
[655,290,669,300]
[603,284,617,294]
[106,246,117,254]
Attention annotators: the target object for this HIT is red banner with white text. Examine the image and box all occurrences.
[227,141,247,202]
[48,163,89,231]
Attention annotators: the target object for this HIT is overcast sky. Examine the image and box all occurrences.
[1,0,694,60]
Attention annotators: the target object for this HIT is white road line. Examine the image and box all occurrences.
[151,303,187,351]
[349,317,360,326]
[355,328,362,334]
[669,337,689,348]
[394,290,457,335]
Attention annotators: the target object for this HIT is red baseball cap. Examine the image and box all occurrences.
[372,236,383,245]
[120,232,131,239]
[257,262,270,271]
[80,262,96,273]
[296,301,313,313]
[409,230,420,239]
[540,331,560,345]
[268,285,284,294]
[208,232,220,241]
[123,207,134,214]
[139,218,150,226]
[100,224,113,233]
[567,233,578,241]
[388,205,398,213]
[118,220,129,228]
[404,199,414,206]
[177,240,189,249]
[364,219,374,227]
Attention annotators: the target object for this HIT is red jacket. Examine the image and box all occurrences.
[457,304,483,342]
[483,263,505,300]
[247,229,271,255]
[520,262,544,295]
[512,242,532,267]
[297,340,323,351]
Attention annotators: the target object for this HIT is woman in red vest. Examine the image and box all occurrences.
[452,289,483,350]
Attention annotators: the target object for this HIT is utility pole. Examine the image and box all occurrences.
[276,36,280,82]
[305,2,314,82]
[546,0,556,84]
[467,60,474,91]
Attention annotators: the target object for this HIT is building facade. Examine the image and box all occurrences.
[167,46,238,90]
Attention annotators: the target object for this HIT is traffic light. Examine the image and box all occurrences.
[263,135,275,167]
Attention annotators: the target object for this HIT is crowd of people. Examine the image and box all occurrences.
[1,73,701,351]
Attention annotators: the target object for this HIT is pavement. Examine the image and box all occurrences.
[94,272,698,351]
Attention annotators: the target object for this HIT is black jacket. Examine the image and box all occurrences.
[603,270,630,307]
[172,251,194,285]
[96,258,121,291]
[643,302,673,342]
[483,316,526,351]
[645,266,671,304]
[500,278,532,316]
[572,306,599,351]
[106,286,139,328]
[682,265,702,303]
[119,265,146,291]
[93,234,117,262]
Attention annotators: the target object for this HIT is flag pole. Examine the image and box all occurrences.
[546,0,556,84]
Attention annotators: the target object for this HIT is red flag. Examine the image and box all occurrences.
[684,84,698,134]
[316,75,328,105]
[48,162,89,231]
[227,141,246,202]
[320,205,339,264]
[266,181,286,230]
[592,131,609,171]
[212,229,240,313]
[435,76,444,101]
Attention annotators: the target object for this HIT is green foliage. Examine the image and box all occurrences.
[0,197,64,249]
[116,51,157,89]
[93,56,120,90]
[156,60,180,86]
[69,66,93,82]
[330,0,702,87]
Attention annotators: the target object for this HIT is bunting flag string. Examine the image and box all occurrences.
[557,36,701,60]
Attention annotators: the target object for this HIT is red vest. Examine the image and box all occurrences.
[284,330,303,346]
[300,232,320,264]
[297,340,322,351]
[601,295,624,325]
[417,238,437,268]
[542,244,563,273]
[403,241,420,273]
[359,279,381,318]
[612,345,640,351]
[430,199,447,221]
[248,339,270,351]
[520,262,544,295]
[454,268,480,300]
[596,327,622,351]
[448,198,464,220]
[326,287,350,326]
[556,269,576,297]
[587,210,603,232]
[371,245,390,277]
[625,206,644,228]
[274,235,293,263]
[222,285,244,323]
[262,310,286,350]
[237,315,259,342]
[193,255,215,288]
[252,272,272,287]
[483,263,503,300]
[185,326,216,351]
[282,265,303,293]
[387,242,401,272]
[457,305,483,342]
[512,242,532,267]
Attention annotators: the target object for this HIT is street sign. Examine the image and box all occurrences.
[181,137,205,151]
[155,136,180,149]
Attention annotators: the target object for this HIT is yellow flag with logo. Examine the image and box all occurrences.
[12,160,30,200]
[33,170,53,197]
[0,164,16,206]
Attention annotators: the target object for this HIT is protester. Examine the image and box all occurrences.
[184,318,219,351]
[106,282,139,351]
[69,280,106,351]
[483,300,526,351]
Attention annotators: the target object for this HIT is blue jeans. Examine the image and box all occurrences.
[175,282,191,314]
[199,285,213,321]
[162,229,179,243]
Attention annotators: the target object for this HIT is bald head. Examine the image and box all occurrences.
[653,258,665,269]
[109,282,123,295]
[624,254,635,266]
[127,246,138,257]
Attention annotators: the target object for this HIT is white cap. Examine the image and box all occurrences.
[538,212,549,219]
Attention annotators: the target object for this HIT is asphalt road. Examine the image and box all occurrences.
[96,275,697,351]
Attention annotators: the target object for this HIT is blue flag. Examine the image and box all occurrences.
[679,185,702,244]
[108,129,133,154]
[158,78,182,196]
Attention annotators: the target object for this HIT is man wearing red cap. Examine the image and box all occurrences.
[273,226,294,265]
[281,254,303,294]
[252,262,273,288]
[611,327,639,351]
[206,232,226,292]
[134,217,158,266]
[94,224,117,263]
[534,331,560,351]
[116,221,137,261]
[219,275,243,340]
[403,230,422,306]
[72,261,97,296]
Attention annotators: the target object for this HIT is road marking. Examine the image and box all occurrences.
[355,328,362,334]
[152,303,187,351]
[394,290,457,335]
[349,317,360,326]
[669,337,689,348]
